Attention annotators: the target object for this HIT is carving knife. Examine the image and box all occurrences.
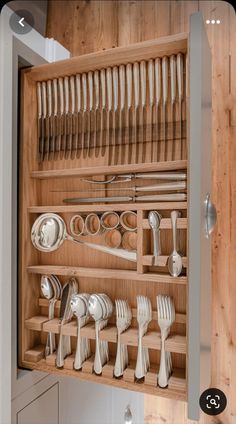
[63,193,187,204]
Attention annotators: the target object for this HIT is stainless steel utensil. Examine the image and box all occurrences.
[87,71,93,157]
[118,65,125,164]
[31,213,137,261]
[148,59,154,161]
[69,181,186,193]
[46,80,53,160]
[64,76,69,159]
[162,56,168,161]
[157,295,175,387]
[168,210,183,277]
[107,67,112,163]
[148,211,162,264]
[170,55,177,160]
[82,171,187,185]
[94,70,100,157]
[63,193,187,204]
[112,66,118,163]
[100,69,106,156]
[135,296,152,379]
[37,82,43,161]
[57,77,64,159]
[41,81,47,161]
[155,58,161,161]
[114,299,132,377]
[82,73,87,158]
[126,63,133,163]
[133,62,140,163]
[68,75,75,158]
[70,293,90,370]
[177,53,184,159]
[52,79,58,159]
[140,61,146,162]
[75,74,81,158]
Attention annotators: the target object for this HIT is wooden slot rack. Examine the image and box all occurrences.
[19,33,189,402]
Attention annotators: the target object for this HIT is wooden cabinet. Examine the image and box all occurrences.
[18,12,214,421]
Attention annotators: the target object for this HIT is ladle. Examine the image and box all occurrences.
[31,213,136,262]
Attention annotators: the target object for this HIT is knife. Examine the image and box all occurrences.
[63,193,187,204]
[37,82,43,161]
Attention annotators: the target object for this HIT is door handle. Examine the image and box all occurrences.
[204,193,217,238]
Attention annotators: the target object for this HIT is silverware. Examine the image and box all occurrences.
[56,278,78,367]
[52,79,58,159]
[112,66,118,163]
[68,75,75,159]
[148,211,162,264]
[87,71,93,157]
[126,63,133,163]
[118,65,125,164]
[64,76,69,159]
[75,74,81,158]
[37,82,43,161]
[140,61,146,162]
[155,58,161,161]
[106,67,112,163]
[148,59,154,161]
[70,293,90,370]
[162,56,168,161]
[114,299,132,377]
[70,181,186,193]
[57,77,64,159]
[168,210,183,277]
[31,213,137,262]
[157,295,175,387]
[133,62,140,163]
[47,80,53,160]
[41,81,47,161]
[170,55,177,160]
[94,70,100,157]
[63,193,187,204]
[82,171,187,185]
[82,73,87,158]
[100,69,106,156]
[177,53,184,159]
[135,296,152,379]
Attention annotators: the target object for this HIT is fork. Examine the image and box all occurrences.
[157,295,175,387]
[135,296,152,379]
[114,300,132,377]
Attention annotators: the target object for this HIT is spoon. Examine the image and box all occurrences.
[41,275,54,356]
[168,210,183,277]
[70,294,90,370]
[31,213,136,262]
[88,295,104,374]
[148,211,162,265]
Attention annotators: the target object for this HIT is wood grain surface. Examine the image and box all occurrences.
[45,1,235,422]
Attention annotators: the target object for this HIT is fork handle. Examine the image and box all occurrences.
[158,336,169,387]
[74,317,82,370]
[135,328,144,379]
[114,331,122,377]
[94,321,103,374]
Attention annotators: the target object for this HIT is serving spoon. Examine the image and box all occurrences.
[168,210,183,277]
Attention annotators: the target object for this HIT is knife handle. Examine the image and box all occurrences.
[126,63,132,109]
[88,71,93,112]
[53,79,58,116]
[94,70,99,110]
[64,77,69,115]
[140,60,146,108]
[106,67,112,112]
[42,82,47,118]
[154,58,161,106]
[58,77,64,115]
[119,65,125,111]
[76,74,81,113]
[162,56,168,105]
[177,53,184,102]
[101,69,106,110]
[170,55,177,105]
[82,73,87,112]
[133,62,140,109]
[113,66,118,112]
[70,76,75,114]
[148,59,154,106]
[47,80,52,117]
[37,82,42,118]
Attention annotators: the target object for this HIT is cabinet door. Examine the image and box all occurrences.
[17,383,58,424]
[188,12,214,421]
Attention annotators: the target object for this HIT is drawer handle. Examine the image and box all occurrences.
[205,193,217,238]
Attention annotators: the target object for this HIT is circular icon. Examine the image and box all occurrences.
[199,388,227,416]
[9,9,34,35]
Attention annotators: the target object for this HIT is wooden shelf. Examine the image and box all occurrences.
[38,300,187,324]
[142,255,187,268]
[28,202,188,214]
[25,317,186,354]
[27,265,187,285]
[31,160,188,180]
[142,217,188,230]
[22,355,186,400]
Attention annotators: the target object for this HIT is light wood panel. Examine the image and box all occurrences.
[45,1,236,423]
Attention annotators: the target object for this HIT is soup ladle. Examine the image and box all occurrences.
[31,213,136,262]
